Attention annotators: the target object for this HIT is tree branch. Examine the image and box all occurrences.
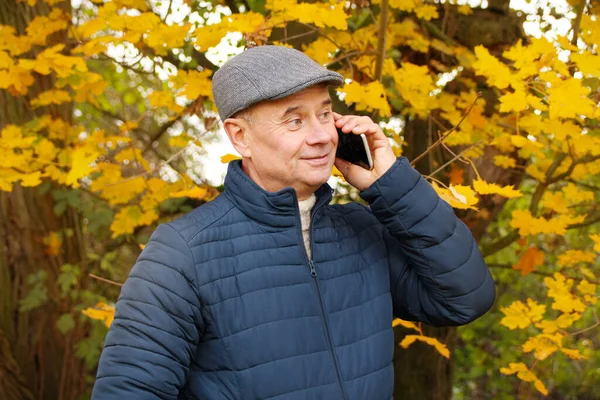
[487,263,599,284]
[481,230,519,258]
[374,0,389,82]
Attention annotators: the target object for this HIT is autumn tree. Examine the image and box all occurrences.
[1,0,599,398]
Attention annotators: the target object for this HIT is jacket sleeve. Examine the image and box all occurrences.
[360,157,495,326]
[92,223,203,399]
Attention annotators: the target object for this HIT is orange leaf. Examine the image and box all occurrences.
[513,246,545,276]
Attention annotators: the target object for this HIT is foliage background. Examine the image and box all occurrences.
[0,0,599,399]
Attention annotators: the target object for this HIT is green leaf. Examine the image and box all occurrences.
[53,200,67,216]
[57,313,75,334]
[57,263,81,296]
[19,271,48,312]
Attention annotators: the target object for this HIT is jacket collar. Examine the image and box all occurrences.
[223,160,333,227]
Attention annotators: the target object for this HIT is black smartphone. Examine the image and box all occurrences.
[336,128,374,170]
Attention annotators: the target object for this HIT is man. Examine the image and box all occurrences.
[92,46,495,400]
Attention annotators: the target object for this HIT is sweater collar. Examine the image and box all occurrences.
[223,160,333,227]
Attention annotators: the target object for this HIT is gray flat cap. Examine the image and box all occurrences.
[212,45,344,120]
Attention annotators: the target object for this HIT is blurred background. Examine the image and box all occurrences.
[0,0,599,398]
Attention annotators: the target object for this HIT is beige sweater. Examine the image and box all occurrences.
[298,194,316,258]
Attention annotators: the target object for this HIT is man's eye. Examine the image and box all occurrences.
[289,119,302,126]
[320,111,331,120]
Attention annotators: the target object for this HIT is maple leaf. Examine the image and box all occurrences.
[66,147,101,187]
[221,154,241,163]
[392,318,420,333]
[557,250,596,268]
[431,182,478,210]
[547,78,595,120]
[544,273,586,313]
[43,231,62,256]
[445,163,464,185]
[170,69,213,101]
[522,333,562,360]
[472,46,515,89]
[591,234,600,252]
[500,299,545,330]
[493,155,516,169]
[399,335,450,359]
[513,247,544,276]
[535,313,581,333]
[473,179,523,198]
[498,89,528,113]
[560,348,587,360]
[500,362,537,382]
[171,187,208,200]
[338,81,391,117]
[30,89,71,108]
[81,302,115,328]
[392,62,436,117]
[542,191,570,214]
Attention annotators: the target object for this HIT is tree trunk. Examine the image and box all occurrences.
[0,1,86,399]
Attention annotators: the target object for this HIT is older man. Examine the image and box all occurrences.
[92,46,495,400]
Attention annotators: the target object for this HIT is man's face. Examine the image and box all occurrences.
[238,85,338,198]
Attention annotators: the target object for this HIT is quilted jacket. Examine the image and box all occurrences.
[92,157,495,400]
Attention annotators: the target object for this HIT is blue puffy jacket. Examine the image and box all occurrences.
[92,157,495,400]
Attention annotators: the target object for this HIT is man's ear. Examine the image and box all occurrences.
[223,118,251,158]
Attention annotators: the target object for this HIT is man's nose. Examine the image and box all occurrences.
[306,121,332,145]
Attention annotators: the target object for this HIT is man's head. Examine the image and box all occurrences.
[211,46,344,199]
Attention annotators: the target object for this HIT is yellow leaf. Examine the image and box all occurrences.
[30,89,71,108]
[577,279,596,296]
[221,154,241,163]
[513,247,544,276]
[501,298,546,330]
[535,313,581,333]
[110,205,158,238]
[534,379,549,396]
[399,335,449,358]
[0,64,35,95]
[472,46,515,89]
[499,89,528,113]
[392,62,436,117]
[66,147,100,187]
[457,5,472,15]
[43,231,62,256]
[500,362,537,382]
[557,250,596,268]
[431,182,478,210]
[522,333,562,360]
[510,209,571,237]
[473,179,523,198]
[170,69,213,101]
[560,348,587,360]
[81,302,115,328]
[542,191,569,214]
[547,78,595,120]
[493,155,516,169]
[544,273,586,313]
[338,81,391,117]
[591,234,600,253]
[392,318,420,333]
[171,187,208,200]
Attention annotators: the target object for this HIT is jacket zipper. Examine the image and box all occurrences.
[296,199,348,400]
[308,259,348,400]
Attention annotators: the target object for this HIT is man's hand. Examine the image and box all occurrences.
[333,112,397,191]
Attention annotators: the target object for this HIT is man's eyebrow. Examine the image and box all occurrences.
[280,105,302,119]
[280,99,332,119]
